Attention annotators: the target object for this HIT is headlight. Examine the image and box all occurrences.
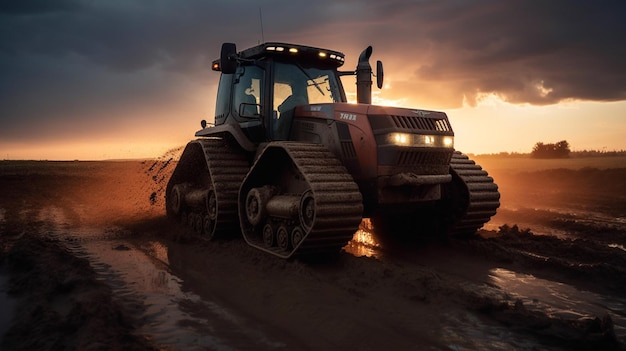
[387,133,454,148]
[390,133,411,145]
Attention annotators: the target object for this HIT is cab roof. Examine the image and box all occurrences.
[212,42,345,71]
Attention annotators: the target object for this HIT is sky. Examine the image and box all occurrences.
[1,0,625,160]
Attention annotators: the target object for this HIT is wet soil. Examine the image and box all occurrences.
[0,159,625,350]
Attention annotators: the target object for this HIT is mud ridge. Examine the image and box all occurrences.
[0,227,156,351]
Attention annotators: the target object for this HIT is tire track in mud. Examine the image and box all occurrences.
[3,212,625,350]
[2,193,625,349]
[0,212,156,350]
[130,217,625,351]
[347,221,626,350]
[2,201,625,351]
[452,234,625,350]
[33,207,292,350]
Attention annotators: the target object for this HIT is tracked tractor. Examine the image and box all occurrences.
[166,42,500,258]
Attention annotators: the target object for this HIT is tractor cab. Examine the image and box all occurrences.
[208,42,348,143]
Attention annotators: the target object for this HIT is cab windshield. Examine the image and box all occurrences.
[272,62,342,139]
[273,62,342,108]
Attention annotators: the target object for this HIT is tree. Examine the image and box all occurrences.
[554,140,571,157]
[531,140,571,158]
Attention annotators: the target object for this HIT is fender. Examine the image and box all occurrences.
[195,123,257,152]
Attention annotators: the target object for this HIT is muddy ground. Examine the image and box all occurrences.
[0,157,625,350]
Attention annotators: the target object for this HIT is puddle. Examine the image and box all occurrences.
[489,204,626,241]
[441,268,626,349]
[489,268,626,343]
[74,234,287,350]
[30,206,287,350]
[609,243,626,252]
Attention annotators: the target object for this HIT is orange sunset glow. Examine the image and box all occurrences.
[1,1,625,160]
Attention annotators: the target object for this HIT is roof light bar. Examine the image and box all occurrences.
[251,42,346,66]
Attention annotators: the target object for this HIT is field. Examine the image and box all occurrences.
[474,156,626,235]
[472,154,626,172]
[1,155,625,350]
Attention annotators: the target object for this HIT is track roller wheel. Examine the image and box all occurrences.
[299,191,315,231]
[263,223,275,247]
[168,184,185,216]
[202,189,218,239]
[291,227,304,247]
[276,225,290,250]
[245,186,278,227]
[206,188,217,221]
[244,187,268,226]
[246,191,262,226]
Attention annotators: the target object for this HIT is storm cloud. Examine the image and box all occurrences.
[1,0,625,146]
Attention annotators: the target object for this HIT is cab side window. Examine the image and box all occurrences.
[272,63,311,139]
[233,66,263,118]
[214,74,232,125]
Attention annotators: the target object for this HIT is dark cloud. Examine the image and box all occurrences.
[377,0,626,106]
[0,0,82,15]
[1,0,625,146]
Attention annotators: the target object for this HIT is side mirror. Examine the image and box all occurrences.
[238,103,261,119]
[376,60,384,89]
[220,42,237,74]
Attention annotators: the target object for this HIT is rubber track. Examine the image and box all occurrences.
[447,151,500,235]
[193,138,249,237]
[242,142,363,258]
[168,138,250,239]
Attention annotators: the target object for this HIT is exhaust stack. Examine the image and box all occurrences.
[356,46,373,104]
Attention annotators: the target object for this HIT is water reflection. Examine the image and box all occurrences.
[489,268,626,342]
[141,240,170,265]
[81,236,285,350]
[343,218,382,258]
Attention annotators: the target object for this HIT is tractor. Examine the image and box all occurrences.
[166,42,500,258]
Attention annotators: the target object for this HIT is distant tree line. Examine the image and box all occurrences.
[531,140,571,158]
[472,149,626,158]
[571,149,626,157]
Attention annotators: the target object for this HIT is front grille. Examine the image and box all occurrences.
[391,115,452,132]
[396,150,452,166]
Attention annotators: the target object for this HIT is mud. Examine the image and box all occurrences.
[0,159,625,350]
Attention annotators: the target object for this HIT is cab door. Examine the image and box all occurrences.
[232,65,267,142]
